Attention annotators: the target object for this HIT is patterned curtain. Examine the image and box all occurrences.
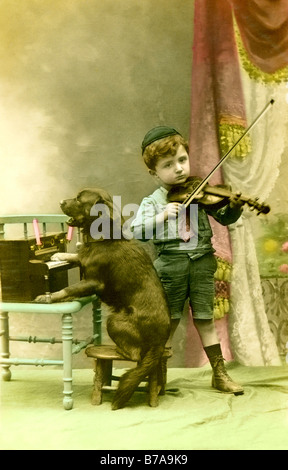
[187,0,288,366]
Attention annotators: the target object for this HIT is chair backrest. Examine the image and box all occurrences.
[0,215,69,240]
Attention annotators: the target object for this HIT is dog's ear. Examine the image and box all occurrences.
[91,190,121,222]
[80,188,124,236]
[83,197,103,216]
[83,195,107,216]
[91,195,124,230]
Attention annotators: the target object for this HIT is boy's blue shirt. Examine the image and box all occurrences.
[131,186,242,259]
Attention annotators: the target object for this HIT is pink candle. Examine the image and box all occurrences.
[67,226,74,241]
[33,219,42,246]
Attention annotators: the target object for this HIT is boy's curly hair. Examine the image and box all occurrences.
[142,134,189,171]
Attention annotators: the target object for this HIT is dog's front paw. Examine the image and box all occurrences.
[34,294,52,303]
[51,253,68,262]
[51,253,79,264]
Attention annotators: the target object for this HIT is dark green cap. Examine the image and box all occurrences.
[141,126,181,154]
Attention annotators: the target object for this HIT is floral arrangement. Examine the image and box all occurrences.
[255,213,288,278]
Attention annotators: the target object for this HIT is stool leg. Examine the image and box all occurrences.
[0,311,11,381]
[158,357,168,396]
[148,366,159,407]
[102,359,112,386]
[92,358,112,405]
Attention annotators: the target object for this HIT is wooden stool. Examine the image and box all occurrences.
[85,344,172,408]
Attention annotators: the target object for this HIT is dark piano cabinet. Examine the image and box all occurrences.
[0,233,74,302]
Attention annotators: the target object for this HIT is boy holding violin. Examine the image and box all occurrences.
[131,126,244,395]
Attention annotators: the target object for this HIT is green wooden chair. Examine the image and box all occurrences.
[0,215,101,410]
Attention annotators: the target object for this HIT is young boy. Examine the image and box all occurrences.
[131,126,244,395]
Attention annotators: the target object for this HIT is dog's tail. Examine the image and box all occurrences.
[111,345,164,410]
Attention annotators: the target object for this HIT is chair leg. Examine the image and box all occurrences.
[0,311,11,381]
[62,313,73,410]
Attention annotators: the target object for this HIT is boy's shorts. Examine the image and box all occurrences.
[154,252,217,320]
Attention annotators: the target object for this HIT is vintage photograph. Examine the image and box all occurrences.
[0,0,288,452]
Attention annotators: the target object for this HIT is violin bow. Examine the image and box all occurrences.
[183,99,275,208]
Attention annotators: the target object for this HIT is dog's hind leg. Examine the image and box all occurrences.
[111,346,164,410]
[106,313,142,362]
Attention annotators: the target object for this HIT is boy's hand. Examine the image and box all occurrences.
[164,202,183,220]
[229,193,245,210]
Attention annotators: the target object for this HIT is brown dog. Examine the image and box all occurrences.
[36,188,171,410]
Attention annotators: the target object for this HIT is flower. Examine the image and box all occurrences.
[263,239,279,253]
[281,241,288,253]
[279,264,288,274]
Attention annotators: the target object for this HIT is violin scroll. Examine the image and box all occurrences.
[245,196,270,215]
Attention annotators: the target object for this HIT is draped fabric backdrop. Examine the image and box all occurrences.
[187,0,288,366]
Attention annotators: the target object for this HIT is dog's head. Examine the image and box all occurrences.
[60,188,122,238]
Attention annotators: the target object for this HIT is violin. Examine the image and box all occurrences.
[167,176,270,215]
[168,99,274,216]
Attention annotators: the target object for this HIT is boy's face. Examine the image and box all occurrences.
[150,144,190,189]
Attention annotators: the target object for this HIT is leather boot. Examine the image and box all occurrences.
[204,344,244,395]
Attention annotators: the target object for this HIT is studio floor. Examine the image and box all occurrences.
[1,362,288,451]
